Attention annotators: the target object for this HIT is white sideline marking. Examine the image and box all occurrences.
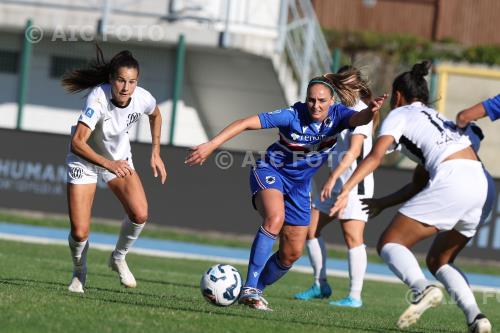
[1,232,498,293]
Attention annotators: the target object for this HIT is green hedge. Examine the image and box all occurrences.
[324,29,500,66]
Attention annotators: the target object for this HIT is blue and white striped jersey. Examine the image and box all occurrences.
[257,102,356,182]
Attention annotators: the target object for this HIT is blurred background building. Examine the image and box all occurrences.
[0,0,498,257]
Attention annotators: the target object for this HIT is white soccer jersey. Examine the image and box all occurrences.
[379,102,471,175]
[72,83,156,161]
[331,100,374,197]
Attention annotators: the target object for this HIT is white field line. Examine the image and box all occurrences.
[1,232,499,293]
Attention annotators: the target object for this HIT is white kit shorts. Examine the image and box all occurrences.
[66,153,135,184]
[313,190,369,222]
[399,159,495,238]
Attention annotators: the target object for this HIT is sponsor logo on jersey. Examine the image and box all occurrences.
[290,132,325,142]
[84,107,94,118]
[267,109,282,115]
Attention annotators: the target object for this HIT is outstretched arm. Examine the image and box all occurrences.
[329,135,394,216]
[456,103,486,128]
[361,164,429,218]
[148,106,167,184]
[185,115,262,166]
[349,94,387,127]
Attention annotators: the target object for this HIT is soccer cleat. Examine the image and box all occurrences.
[238,287,272,311]
[329,296,363,308]
[468,314,492,333]
[294,283,332,300]
[108,253,137,288]
[397,285,443,329]
[68,264,86,293]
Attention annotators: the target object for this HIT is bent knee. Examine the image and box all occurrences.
[129,211,148,224]
[426,255,448,275]
[262,214,284,233]
[71,229,89,242]
[279,252,300,267]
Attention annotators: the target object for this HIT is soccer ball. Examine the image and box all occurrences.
[200,264,242,306]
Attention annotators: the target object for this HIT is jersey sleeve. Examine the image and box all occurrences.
[336,103,357,131]
[378,109,406,143]
[143,90,157,115]
[78,88,104,130]
[258,107,294,129]
[482,94,500,121]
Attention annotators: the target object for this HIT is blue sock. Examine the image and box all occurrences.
[257,251,291,291]
[244,226,277,288]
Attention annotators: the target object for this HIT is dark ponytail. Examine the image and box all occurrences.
[62,45,139,93]
[392,60,432,105]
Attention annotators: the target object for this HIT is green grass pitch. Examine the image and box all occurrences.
[1,239,499,333]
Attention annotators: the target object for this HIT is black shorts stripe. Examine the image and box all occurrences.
[357,145,365,195]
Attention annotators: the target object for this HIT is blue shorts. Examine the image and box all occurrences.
[249,164,311,226]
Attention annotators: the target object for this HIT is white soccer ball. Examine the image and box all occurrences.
[200,264,242,306]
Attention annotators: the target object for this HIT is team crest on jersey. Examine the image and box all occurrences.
[324,117,332,127]
[127,112,140,127]
[84,107,94,118]
[265,176,276,184]
[69,166,84,180]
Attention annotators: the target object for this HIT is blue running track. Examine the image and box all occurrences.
[0,222,499,291]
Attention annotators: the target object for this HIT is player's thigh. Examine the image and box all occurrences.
[254,189,285,234]
[426,229,469,274]
[67,183,97,239]
[279,224,309,266]
[377,212,438,253]
[339,219,365,248]
[107,172,148,222]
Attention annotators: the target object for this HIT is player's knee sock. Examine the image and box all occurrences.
[380,242,431,293]
[112,216,145,260]
[348,244,367,300]
[435,264,480,323]
[244,226,277,289]
[68,234,88,267]
[306,237,327,285]
[257,251,291,290]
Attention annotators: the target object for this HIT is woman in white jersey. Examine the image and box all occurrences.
[294,67,378,309]
[331,61,494,333]
[62,47,167,293]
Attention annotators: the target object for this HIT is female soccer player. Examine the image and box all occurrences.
[294,67,378,309]
[62,47,167,293]
[456,94,500,126]
[331,61,494,333]
[186,70,387,311]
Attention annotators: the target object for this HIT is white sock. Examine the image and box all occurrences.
[348,244,367,300]
[380,243,431,293]
[306,237,327,285]
[68,234,88,267]
[112,216,145,260]
[435,264,480,324]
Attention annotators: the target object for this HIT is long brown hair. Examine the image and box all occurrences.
[61,45,139,93]
[322,65,380,134]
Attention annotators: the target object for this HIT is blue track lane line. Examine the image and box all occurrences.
[1,222,499,290]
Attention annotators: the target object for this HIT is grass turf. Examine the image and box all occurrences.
[1,239,499,333]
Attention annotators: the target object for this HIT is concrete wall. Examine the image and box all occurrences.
[0,30,288,151]
[0,128,498,261]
